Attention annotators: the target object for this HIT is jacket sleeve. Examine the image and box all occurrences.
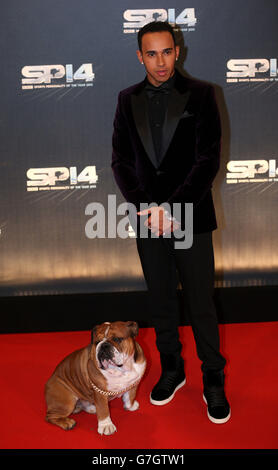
[111,92,152,210]
[167,85,221,207]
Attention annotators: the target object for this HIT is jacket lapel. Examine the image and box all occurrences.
[131,92,158,168]
[161,88,190,162]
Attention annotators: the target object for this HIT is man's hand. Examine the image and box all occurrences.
[137,206,180,236]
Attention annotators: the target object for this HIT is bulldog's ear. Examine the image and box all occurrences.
[91,325,98,343]
[127,321,139,338]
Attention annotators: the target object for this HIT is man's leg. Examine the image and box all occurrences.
[171,231,230,423]
[136,235,182,355]
[172,231,226,372]
[136,235,185,405]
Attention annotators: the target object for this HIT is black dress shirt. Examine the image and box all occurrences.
[145,74,175,165]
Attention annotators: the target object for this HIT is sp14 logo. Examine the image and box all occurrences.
[26,166,98,191]
[226,160,278,182]
[21,63,94,89]
[226,59,278,82]
[123,8,197,32]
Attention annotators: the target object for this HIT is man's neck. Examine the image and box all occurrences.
[146,71,176,88]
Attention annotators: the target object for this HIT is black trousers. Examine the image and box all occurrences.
[136,231,226,373]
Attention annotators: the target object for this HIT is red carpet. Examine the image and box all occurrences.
[0,322,277,450]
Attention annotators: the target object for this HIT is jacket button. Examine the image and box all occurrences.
[156,170,165,176]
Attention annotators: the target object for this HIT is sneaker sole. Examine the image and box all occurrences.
[203,394,231,424]
[150,378,186,406]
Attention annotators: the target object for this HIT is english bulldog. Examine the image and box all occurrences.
[45,321,146,435]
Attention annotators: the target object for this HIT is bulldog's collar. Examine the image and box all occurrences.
[89,362,146,397]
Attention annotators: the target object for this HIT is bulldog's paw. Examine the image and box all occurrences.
[72,401,83,414]
[97,417,117,436]
[122,392,139,411]
[52,417,76,430]
[63,418,76,430]
[81,400,96,414]
[128,400,139,411]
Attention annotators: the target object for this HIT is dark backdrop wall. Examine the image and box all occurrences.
[1,0,278,298]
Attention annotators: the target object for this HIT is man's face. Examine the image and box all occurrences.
[136,31,180,87]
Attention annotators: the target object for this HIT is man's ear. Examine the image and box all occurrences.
[126,321,139,338]
[136,50,144,65]
[175,44,180,61]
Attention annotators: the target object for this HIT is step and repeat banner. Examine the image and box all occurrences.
[0,0,278,296]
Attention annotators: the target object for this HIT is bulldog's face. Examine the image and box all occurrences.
[91,321,139,370]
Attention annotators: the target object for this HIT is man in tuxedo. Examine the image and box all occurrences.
[111,21,231,424]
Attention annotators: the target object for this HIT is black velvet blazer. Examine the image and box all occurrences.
[111,69,221,233]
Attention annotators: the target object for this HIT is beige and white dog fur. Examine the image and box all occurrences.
[45,321,146,435]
